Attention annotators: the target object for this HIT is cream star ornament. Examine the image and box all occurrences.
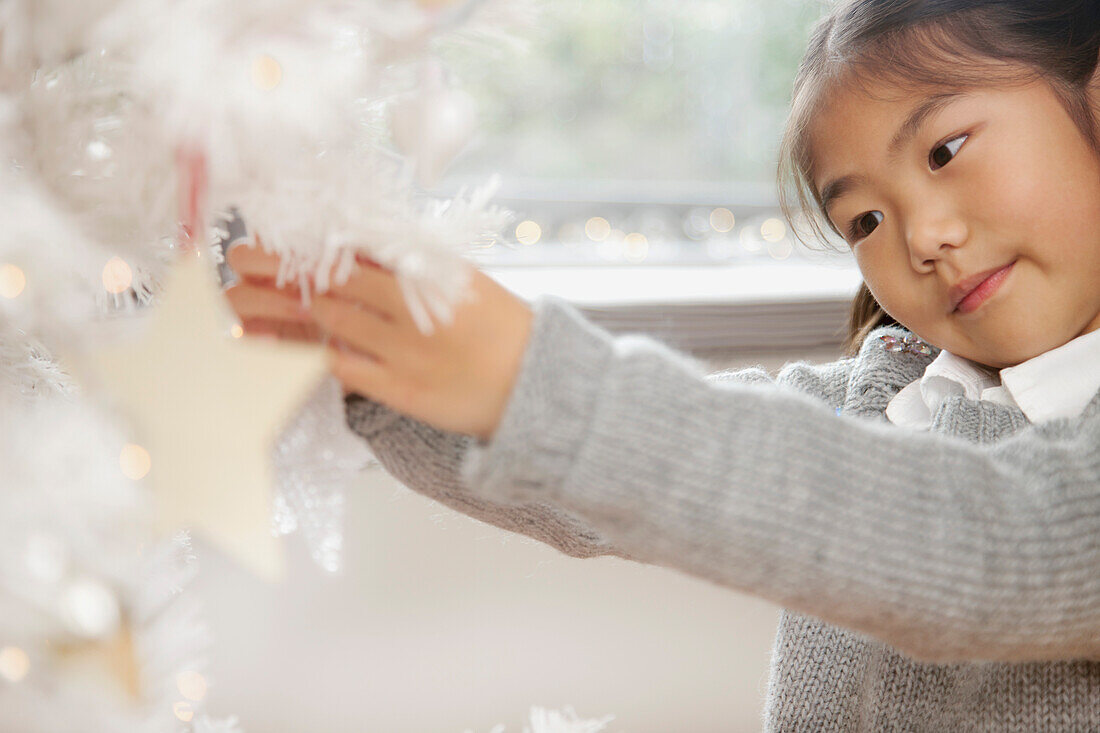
[70,250,328,582]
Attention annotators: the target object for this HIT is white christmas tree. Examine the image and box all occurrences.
[0,1,615,729]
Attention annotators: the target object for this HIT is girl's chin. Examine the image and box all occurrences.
[969,329,1060,369]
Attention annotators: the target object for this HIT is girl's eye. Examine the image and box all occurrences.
[848,210,883,242]
[929,133,969,170]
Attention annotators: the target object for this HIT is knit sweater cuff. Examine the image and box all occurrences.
[460,294,615,504]
[344,391,404,439]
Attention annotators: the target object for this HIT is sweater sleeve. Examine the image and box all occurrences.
[460,293,1100,665]
[343,333,837,562]
[344,393,621,559]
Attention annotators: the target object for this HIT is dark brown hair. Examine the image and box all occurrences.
[775,0,1100,356]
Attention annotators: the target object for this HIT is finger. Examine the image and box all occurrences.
[240,317,324,342]
[229,242,401,316]
[326,343,404,410]
[325,263,408,325]
[278,320,324,341]
[226,239,282,280]
[354,252,388,271]
[310,294,406,363]
[225,235,312,293]
[237,274,303,298]
[225,281,311,323]
[239,317,279,339]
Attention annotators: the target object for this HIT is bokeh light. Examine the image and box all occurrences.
[761,218,787,242]
[623,232,649,262]
[60,577,120,638]
[230,324,244,338]
[585,217,611,241]
[173,701,194,722]
[682,207,711,240]
[177,670,208,701]
[252,55,283,90]
[0,647,30,683]
[0,264,25,299]
[102,257,133,294]
[739,226,763,253]
[120,444,151,481]
[709,207,735,233]
[515,220,542,245]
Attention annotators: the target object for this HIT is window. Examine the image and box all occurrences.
[439,0,852,271]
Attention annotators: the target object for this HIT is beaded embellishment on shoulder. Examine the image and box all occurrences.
[879,334,932,356]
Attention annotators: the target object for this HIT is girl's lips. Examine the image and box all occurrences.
[952,261,1016,314]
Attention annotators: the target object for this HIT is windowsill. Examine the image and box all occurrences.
[482,261,863,355]
[483,260,862,307]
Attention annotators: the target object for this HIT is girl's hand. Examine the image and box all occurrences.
[223,237,324,343]
[224,239,534,443]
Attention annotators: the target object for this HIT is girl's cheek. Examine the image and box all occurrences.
[963,133,1055,241]
[853,244,891,288]
[970,153,1027,221]
[855,250,912,323]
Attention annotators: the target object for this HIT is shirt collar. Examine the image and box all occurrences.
[885,328,1100,428]
[919,349,999,404]
[999,326,1100,422]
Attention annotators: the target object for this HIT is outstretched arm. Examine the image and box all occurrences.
[223,239,858,568]
[343,354,845,562]
[345,391,623,559]
[461,294,1100,665]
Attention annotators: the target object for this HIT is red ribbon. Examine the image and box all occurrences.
[175,144,208,252]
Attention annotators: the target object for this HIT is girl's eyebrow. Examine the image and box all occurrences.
[887,91,968,159]
[820,173,868,220]
[819,91,968,216]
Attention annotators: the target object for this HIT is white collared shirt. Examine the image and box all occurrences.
[885,327,1100,429]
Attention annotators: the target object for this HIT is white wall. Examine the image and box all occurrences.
[193,345,842,732]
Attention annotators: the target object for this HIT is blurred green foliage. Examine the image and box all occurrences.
[443,0,822,185]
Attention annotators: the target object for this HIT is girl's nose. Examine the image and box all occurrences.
[904,208,968,272]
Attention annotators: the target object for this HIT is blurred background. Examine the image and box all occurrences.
[197,1,862,730]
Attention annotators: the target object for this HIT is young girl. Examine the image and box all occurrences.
[225,0,1100,728]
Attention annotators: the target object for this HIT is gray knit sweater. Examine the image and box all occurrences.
[343,293,1100,731]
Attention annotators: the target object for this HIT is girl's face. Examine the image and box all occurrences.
[810,73,1100,368]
